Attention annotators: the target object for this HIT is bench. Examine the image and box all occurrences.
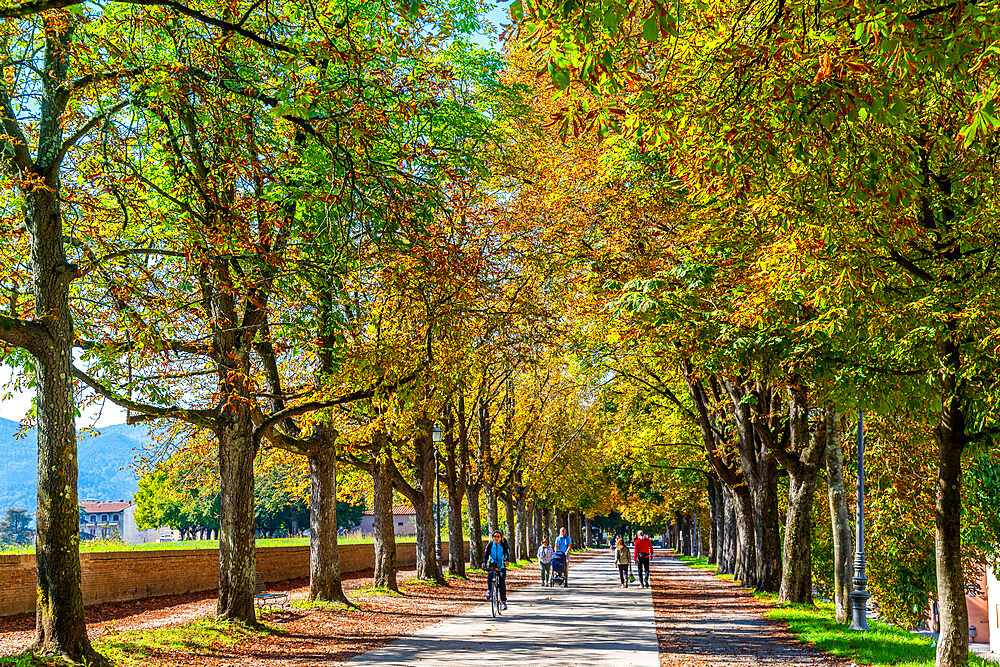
[254,572,290,610]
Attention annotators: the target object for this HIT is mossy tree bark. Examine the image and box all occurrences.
[372,439,398,591]
[0,16,106,662]
[934,332,969,667]
[773,381,828,604]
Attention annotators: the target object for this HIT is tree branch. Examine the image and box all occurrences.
[73,366,217,428]
[0,313,50,356]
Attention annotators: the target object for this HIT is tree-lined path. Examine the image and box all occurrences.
[345,550,658,667]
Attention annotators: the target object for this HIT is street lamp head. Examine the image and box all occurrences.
[432,424,443,443]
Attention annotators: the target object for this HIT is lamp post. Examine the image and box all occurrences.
[850,409,870,631]
[432,424,443,561]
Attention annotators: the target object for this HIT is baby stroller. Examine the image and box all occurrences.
[550,550,568,587]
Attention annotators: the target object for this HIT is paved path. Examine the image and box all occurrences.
[654,556,844,666]
[345,550,658,666]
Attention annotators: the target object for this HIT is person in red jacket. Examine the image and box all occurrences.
[633,530,654,588]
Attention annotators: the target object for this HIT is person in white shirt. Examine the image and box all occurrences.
[537,538,554,585]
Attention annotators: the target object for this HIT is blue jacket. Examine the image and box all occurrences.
[483,539,509,569]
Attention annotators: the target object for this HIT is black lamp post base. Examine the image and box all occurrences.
[849,588,870,631]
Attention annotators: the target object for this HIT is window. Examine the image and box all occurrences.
[398,522,404,526]
[112,514,119,522]
[101,514,108,522]
[90,515,96,523]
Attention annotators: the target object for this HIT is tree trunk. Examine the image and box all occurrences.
[778,385,826,604]
[682,515,693,556]
[466,481,484,569]
[515,490,528,561]
[527,502,537,555]
[934,335,969,667]
[447,484,465,576]
[706,478,719,565]
[723,487,737,576]
[503,495,516,546]
[372,451,398,591]
[446,396,468,577]
[584,515,591,548]
[391,421,443,583]
[826,413,853,624]
[533,505,543,551]
[732,486,758,587]
[543,507,553,543]
[412,493,443,582]
[215,418,258,623]
[751,457,782,592]
[486,483,499,535]
[308,449,349,604]
[780,468,820,604]
[29,192,99,662]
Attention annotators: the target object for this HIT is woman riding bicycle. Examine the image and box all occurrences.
[483,530,509,610]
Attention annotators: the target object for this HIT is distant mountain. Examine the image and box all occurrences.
[0,418,152,520]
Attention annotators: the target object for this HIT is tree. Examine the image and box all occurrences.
[0,508,33,545]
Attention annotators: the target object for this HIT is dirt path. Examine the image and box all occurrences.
[651,555,848,667]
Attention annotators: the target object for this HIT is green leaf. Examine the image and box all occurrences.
[549,61,571,89]
[511,0,524,22]
[642,17,658,42]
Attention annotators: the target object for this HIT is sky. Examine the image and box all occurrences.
[0,365,127,427]
[0,1,513,431]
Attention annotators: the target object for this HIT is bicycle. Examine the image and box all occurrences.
[487,565,504,617]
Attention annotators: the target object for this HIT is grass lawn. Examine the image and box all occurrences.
[0,535,416,555]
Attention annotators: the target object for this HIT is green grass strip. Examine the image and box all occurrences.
[92,616,278,666]
[674,555,716,570]
[758,594,992,667]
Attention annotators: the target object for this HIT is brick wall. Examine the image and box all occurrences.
[0,540,474,618]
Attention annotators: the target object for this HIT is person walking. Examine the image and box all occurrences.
[614,537,631,588]
[537,538,554,586]
[555,526,572,554]
[633,530,654,588]
[483,530,510,610]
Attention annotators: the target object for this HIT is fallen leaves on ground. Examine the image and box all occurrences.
[650,554,849,667]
